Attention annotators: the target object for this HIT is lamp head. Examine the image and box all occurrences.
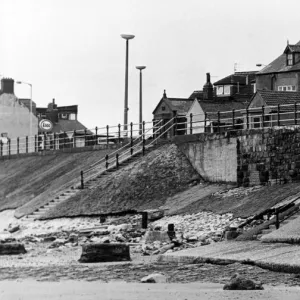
[121,34,135,40]
[16,81,22,84]
[256,64,264,67]
[136,66,146,70]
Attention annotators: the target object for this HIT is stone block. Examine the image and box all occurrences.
[0,243,26,255]
[79,243,130,263]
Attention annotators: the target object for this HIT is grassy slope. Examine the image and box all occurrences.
[0,149,114,218]
[41,144,201,219]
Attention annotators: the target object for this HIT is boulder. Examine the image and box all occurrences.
[79,243,131,263]
[141,273,167,283]
[0,243,26,255]
[144,231,171,244]
[146,210,165,222]
[8,225,20,234]
[223,274,264,290]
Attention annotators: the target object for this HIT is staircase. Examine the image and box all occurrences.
[22,119,175,221]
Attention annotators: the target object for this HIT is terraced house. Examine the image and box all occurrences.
[256,41,300,92]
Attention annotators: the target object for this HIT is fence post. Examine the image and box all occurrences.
[116,153,119,169]
[232,109,235,130]
[295,103,297,125]
[80,171,84,189]
[26,136,28,153]
[8,138,11,157]
[35,135,37,152]
[17,137,20,154]
[95,126,98,145]
[275,208,279,229]
[118,124,121,144]
[141,212,148,229]
[173,112,177,136]
[217,111,220,133]
[277,104,280,127]
[142,121,145,156]
[261,105,265,128]
[73,130,76,148]
[204,112,207,132]
[84,129,87,146]
[190,113,193,135]
[246,108,249,129]
[130,122,133,155]
[106,125,109,148]
[105,154,109,169]
[0,140,2,157]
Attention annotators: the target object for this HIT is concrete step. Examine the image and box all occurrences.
[261,229,273,235]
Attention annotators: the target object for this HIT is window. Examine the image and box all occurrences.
[278,85,297,92]
[216,85,231,96]
[161,106,166,111]
[1,133,8,137]
[253,117,261,128]
[287,53,294,66]
[69,113,76,120]
[60,113,68,119]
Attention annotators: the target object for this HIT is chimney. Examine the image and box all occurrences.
[163,89,167,98]
[203,72,213,100]
[1,78,14,94]
[52,98,57,109]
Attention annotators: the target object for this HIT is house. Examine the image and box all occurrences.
[36,99,89,150]
[186,72,253,133]
[246,90,300,129]
[152,90,194,137]
[256,41,300,92]
[0,78,38,154]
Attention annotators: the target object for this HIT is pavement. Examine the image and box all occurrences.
[1,280,300,300]
[159,241,300,273]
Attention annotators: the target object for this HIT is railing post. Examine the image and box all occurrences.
[84,129,87,146]
[277,104,280,127]
[73,130,76,148]
[8,138,11,157]
[118,124,121,144]
[95,126,98,145]
[261,105,265,128]
[35,135,37,152]
[0,140,2,157]
[106,125,109,148]
[275,208,279,229]
[105,154,109,169]
[130,122,133,155]
[295,103,297,125]
[141,212,148,229]
[232,109,235,130]
[173,112,177,136]
[190,113,193,135]
[142,121,146,155]
[217,111,220,133]
[26,136,28,153]
[116,153,119,169]
[204,112,207,132]
[80,171,84,189]
[246,108,249,129]
[63,132,66,149]
[17,137,20,154]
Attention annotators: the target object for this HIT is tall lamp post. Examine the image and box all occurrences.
[121,33,135,136]
[16,81,33,137]
[136,66,146,135]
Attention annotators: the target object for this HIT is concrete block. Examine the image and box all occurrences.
[144,231,171,244]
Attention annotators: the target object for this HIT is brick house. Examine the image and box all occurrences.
[256,41,300,92]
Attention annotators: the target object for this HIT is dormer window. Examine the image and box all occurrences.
[216,85,231,96]
[287,53,294,66]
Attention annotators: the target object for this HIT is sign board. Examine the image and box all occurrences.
[39,119,53,131]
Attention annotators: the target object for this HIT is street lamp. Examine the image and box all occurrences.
[136,66,146,135]
[16,81,33,137]
[121,33,135,135]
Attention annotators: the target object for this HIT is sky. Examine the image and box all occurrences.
[1,0,300,130]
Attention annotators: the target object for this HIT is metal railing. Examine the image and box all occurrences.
[79,117,175,188]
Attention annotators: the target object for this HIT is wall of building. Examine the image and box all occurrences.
[0,93,38,154]
[186,101,206,134]
[256,72,300,91]
[174,134,238,183]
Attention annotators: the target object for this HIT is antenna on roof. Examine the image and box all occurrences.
[287,39,289,45]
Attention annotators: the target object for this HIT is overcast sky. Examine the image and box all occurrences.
[1,0,300,130]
